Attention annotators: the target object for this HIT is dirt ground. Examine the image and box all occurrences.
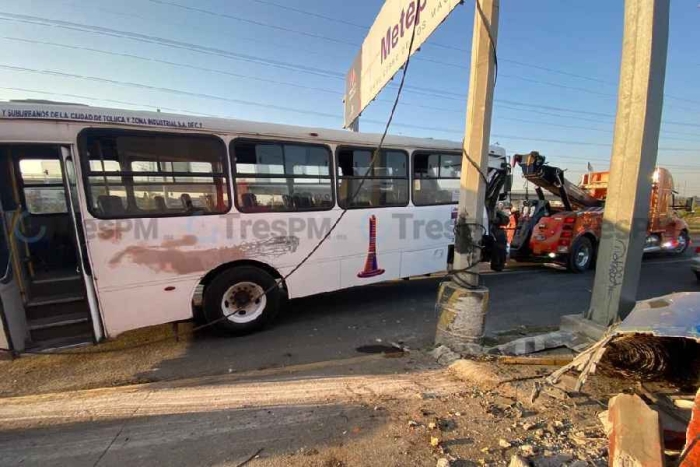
[0,321,563,399]
[0,346,640,467]
[256,368,616,467]
[0,324,193,397]
[1,322,695,466]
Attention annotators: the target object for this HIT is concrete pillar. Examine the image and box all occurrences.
[453,0,499,278]
[586,0,670,326]
[435,0,498,351]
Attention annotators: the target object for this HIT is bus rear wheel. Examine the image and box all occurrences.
[203,266,281,335]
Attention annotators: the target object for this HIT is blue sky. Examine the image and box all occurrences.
[0,0,699,194]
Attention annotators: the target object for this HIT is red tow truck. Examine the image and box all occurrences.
[508,152,691,272]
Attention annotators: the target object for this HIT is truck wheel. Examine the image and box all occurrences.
[673,231,690,255]
[567,237,593,273]
[203,266,281,335]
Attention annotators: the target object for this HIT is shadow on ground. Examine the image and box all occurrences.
[140,278,443,385]
[0,403,381,467]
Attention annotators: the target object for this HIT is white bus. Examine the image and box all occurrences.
[0,101,509,352]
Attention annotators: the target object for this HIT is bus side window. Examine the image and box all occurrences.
[18,159,68,215]
[413,152,461,206]
[232,140,333,213]
[336,147,408,209]
[79,130,231,219]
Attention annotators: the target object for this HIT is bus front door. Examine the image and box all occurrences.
[0,144,94,350]
[0,197,26,353]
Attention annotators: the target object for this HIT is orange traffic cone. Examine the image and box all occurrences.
[357,215,385,278]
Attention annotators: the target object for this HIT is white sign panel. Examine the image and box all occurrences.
[344,0,462,128]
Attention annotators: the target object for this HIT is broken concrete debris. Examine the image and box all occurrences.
[552,293,700,391]
[508,455,530,467]
[519,443,536,456]
[426,294,700,466]
[431,345,461,366]
[493,330,592,356]
[521,421,538,431]
[499,438,513,448]
[607,394,664,467]
[448,359,502,389]
[599,388,700,466]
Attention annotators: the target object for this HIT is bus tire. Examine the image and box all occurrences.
[567,237,594,273]
[203,266,281,335]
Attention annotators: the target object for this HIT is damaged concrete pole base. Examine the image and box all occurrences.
[435,280,488,355]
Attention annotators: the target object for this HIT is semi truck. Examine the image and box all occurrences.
[508,152,691,272]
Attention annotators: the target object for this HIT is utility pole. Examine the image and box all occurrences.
[585,0,670,327]
[435,0,499,353]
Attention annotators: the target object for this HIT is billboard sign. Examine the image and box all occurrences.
[344,0,462,128]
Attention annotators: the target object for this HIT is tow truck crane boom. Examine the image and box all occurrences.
[513,152,602,211]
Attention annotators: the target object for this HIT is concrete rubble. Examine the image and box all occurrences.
[426,293,700,466]
[550,292,700,392]
[427,354,610,465]
[492,330,593,356]
[431,345,461,366]
[508,455,529,466]
[606,394,664,467]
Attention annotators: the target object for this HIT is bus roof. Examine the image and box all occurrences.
[0,101,506,156]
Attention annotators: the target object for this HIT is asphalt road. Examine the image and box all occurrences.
[148,252,700,383]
